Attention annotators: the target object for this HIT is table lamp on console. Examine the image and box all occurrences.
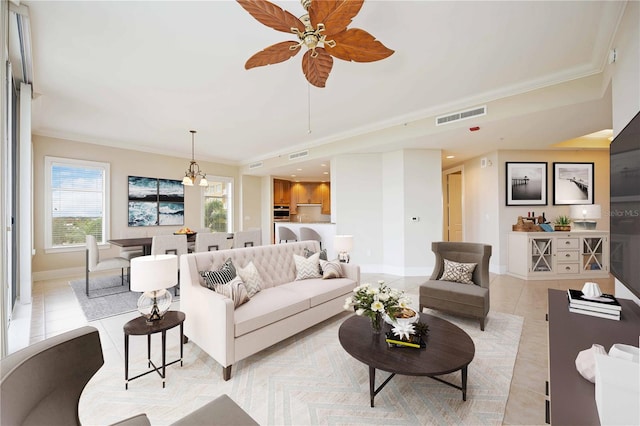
[334,235,354,263]
[130,254,177,324]
[570,204,601,230]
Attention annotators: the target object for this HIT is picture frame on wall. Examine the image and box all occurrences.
[553,162,594,205]
[128,176,185,226]
[506,162,548,206]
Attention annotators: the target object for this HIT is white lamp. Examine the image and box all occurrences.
[570,204,601,230]
[334,235,354,263]
[130,254,177,323]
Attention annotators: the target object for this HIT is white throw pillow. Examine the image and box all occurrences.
[294,252,321,280]
[237,261,263,297]
[319,259,343,279]
[439,259,477,284]
[211,276,250,308]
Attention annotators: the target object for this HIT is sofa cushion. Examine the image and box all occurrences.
[293,253,321,280]
[319,259,343,279]
[233,287,309,337]
[420,279,488,308]
[279,278,356,307]
[237,261,263,297]
[439,259,477,284]
[200,258,236,288]
[210,276,250,308]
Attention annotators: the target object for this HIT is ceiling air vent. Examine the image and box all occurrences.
[436,105,487,126]
[248,161,263,170]
[289,150,309,160]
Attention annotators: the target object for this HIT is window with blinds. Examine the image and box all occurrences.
[44,157,110,250]
[203,177,233,232]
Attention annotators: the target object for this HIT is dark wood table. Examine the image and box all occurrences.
[548,289,640,425]
[109,234,197,255]
[338,312,475,407]
[123,310,186,389]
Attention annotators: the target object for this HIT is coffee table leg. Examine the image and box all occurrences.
[162,330,167,389]
[369,366,376,407]
[462,366,468,401]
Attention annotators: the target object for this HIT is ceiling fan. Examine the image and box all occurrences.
[237,0,394,88]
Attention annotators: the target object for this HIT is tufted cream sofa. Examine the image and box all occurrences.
[180,241,360,380]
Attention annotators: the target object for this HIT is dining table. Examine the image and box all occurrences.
[108,234,197,256]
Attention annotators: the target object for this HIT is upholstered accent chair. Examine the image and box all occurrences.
[419,241,492,331]
[0,326,258,426]
[86,235,130,296]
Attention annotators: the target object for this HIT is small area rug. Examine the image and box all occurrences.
[79,309,523,425]
[69,275,179,321]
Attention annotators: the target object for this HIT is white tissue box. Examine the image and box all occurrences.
[595,347,640,425]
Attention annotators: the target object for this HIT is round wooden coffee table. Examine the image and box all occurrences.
[338,312,475,407]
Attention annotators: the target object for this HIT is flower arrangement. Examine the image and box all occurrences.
[343,280,412,332]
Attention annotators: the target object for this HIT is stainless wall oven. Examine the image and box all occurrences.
[273,205,290,221]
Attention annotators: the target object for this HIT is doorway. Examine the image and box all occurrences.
[444,168,463,241]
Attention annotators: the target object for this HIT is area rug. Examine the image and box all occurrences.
[69,275,179,321]
[79,309,523,425]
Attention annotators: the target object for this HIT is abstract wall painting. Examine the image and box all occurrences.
[128,176,184,226]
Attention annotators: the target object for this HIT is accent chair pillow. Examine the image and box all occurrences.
[294,252,322,280]
[319,259,343,279]
[237,261,263,297]
[200,258,236,289]
[439,259,477,284]
[210,276,250,308]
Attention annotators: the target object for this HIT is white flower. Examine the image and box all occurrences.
[371,288,380,295]
[378,293,389,302]
[371,301,384,312]
[362,283,371,288]
[366,288,375,295]
[398,299,409,308]
[355,308,365,316]
[377,280,385,285]
[344,297,352,305]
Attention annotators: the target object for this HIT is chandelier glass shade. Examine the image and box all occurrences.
[182,130,208,187]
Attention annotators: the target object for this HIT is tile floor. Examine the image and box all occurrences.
[19,271,614,425]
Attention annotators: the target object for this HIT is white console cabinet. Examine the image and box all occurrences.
[507,231,609,280]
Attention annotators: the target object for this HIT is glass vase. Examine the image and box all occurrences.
[371,312,383,334]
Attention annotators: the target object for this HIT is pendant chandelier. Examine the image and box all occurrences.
[182,130,208,187]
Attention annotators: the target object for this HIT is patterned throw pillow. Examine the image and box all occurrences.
[200,258,236,289]
[210,276,250,308]
[319,259,343,279]
[294,252,322,280]
[237,261,263,297]
[439,259,477,284]
[304,247,327,273]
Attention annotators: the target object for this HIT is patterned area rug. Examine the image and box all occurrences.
[79,309,522,425]
[69,275,179,321]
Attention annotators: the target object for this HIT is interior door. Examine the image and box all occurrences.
[447,171,463,241]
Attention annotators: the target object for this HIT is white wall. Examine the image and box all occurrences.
[382,151,404,273]
[609,0,640,304]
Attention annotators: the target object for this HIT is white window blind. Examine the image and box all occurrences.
[45,156,110,250]
[203,176,233,232]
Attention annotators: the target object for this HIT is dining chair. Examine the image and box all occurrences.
[277,226,297,244]
[85,235,130,297]
[151,234,188,296]
[195,232,232,252]
[117,230,145,260]
[232,229,261,248]
[299,227,322,249]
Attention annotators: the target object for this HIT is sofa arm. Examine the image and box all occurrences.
[341,263,360,284]
[180,255,235,369]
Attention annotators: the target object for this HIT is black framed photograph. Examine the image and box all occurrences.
[506,162,547,206]
[553,162,594,205]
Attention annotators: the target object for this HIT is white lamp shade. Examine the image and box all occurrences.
[130,254,178,293]
[334,235,354,252]
[570,204,602,219]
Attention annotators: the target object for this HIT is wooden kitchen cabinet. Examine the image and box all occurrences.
[286,181,331,215]
[273,179,290,205]
[320,182,330,214]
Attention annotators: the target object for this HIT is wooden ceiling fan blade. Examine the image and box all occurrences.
[309,0,364,37]
[245,41,301,69]
[326,28,394,62]
[302,48,333,88]
[237,0,305,34]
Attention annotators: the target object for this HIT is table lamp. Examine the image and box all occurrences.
[334,235,354,263]
[130,254,177,323]
[570,204,601,230]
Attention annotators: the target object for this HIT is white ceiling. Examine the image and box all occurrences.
[21,0,623,180]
